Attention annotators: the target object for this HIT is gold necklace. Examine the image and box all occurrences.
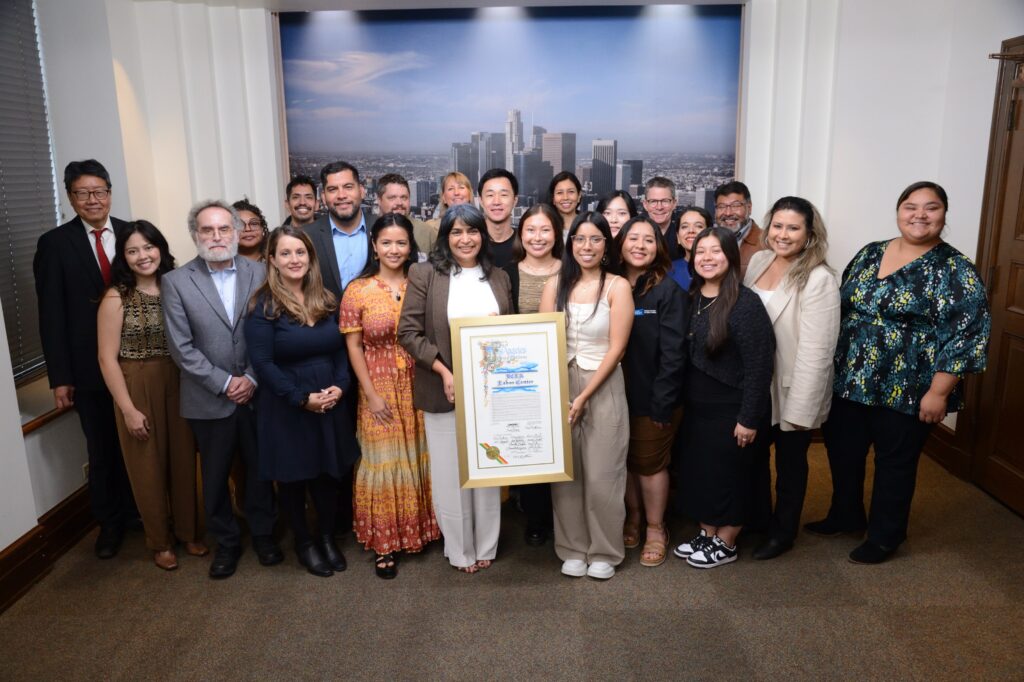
[696,294,717,315]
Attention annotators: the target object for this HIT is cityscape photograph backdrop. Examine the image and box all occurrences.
[279,5,742,219]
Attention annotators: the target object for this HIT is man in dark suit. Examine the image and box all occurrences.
[33,159,137,559]
[162,199,281,579]
[301,161,373,300]
[299,161,372,531]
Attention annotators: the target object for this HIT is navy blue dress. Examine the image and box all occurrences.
[244,300,360,483]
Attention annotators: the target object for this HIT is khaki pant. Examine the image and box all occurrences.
[552,363,629,565]
[114,357,200,551]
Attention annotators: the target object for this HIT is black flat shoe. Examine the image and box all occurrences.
[803,518,865,537]
[296,542,333,577]
[319,534,347,572]
[752,537,794,561]
[209,545,242,579]
[94,526,123,560]
[252,535,284,566]
[848,540,895,565]
[375,553,397,580]
[524,523,548,547]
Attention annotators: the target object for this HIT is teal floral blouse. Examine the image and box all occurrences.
[833,240,990,416]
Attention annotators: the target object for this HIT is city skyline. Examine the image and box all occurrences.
[280,6,742,157]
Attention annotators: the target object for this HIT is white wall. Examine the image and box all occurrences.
[5,0,1021,552]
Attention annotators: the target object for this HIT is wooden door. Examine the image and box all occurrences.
[972,35,1024,515]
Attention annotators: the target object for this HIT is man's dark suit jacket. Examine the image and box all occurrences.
[300,211,374,300]
[33,215,129,391]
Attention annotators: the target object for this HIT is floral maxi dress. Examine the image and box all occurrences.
[340,277,440,554]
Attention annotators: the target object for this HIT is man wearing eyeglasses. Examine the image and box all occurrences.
[642,177,682,259]
[162,200,280,579]
[713,181,764,275]
[34,159,138,560]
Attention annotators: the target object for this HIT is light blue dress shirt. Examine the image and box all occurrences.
[205,258,256,393]
[330,212,368,291]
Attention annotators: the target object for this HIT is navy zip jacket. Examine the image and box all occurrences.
[621,274,688,423]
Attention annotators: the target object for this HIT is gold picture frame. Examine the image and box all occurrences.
[450,312,573,488]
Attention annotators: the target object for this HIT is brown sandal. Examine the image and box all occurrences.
[640,523,669,567]
[623,515,643,550]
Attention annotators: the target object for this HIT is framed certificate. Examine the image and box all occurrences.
[450,312,573,488]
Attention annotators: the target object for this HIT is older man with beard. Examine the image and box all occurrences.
[162,199,280,579]
[713,180,765,275]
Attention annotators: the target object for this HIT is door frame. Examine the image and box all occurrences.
[926,34,1024,480]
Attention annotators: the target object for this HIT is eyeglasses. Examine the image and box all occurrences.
[242,219,265,231]
[715,201,748,212]
[70,189,110,201]
[197,226,235,238]
[571,235,605,246]
[645,198,675,207]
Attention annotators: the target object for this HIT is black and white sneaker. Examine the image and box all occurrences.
[686,535,738,569]
[673,529,710,559]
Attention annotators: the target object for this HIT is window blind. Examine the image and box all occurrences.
[0,0,59,382]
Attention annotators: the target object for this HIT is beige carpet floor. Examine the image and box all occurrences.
[1,445,1022,681]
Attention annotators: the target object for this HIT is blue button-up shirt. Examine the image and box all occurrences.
[330,212,368,291]
[205,258,256,393]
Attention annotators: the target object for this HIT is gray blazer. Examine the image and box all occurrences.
[397,262,513,414]
[162,255,266,420]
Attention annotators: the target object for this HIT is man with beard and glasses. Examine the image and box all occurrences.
[283,175,318,227]
[713,180,765,275]
[302,161,373,300]
[162,200,281,579]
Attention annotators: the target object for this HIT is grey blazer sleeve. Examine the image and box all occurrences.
[162,271,232,396]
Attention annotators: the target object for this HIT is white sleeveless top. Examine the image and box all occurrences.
[566,281,614,371]
[749,283,775,308]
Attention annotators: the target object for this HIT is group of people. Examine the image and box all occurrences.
[33,156,990,583]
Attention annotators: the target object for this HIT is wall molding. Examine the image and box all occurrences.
[0,485,94,615]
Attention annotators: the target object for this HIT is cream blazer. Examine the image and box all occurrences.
[744,250,840,431]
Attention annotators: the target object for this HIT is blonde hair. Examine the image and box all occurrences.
[761,196,833,291]
[438,172,474,216]
[248,226,336,323]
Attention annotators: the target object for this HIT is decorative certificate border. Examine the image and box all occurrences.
[451,313,573,488]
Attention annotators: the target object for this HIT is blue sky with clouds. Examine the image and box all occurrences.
[280,6,741,156]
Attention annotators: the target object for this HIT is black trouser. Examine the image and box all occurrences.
[821,396,933,549]
[75,388,136,530]
[519,483,553,531]
[745,419,775,533]
[278,475,339,546]
[189,407,276,548]
[755,426,813,543]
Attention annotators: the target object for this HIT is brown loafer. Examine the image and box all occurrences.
[154,550,179,571]
[184,542,209,557]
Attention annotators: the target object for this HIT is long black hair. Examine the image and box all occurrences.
[429,202,493,280]
[688,226,741,356]
[356,213,420,279]
[109,220,175,292]
[616,216,672,296]
[512,203,564,262]
[555,211,616,324]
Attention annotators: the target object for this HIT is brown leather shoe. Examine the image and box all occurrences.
[184,542,209,557]
[154,550,179,571]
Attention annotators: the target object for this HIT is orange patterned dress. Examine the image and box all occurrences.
[340,276,440,554]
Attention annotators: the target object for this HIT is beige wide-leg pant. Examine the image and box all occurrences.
[552,362,629,566]
[423,411,501,568]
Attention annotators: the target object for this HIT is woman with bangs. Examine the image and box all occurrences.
[340,214,440,579]
[503,203,564,546]
[540,211,633,580]
[245,226,359,578]
[97,220,204,570]
[672,227,774,569]
[398,203,514,573]
[742,197,840,560]
[616,217,687,568]
[669,205,712,291]
[597,190,638,239]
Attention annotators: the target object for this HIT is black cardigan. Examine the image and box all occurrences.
[621,275,688,423]
[687,286,775,428]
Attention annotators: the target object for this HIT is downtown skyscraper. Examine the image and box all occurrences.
[592,139,618,197]
[542,133,577,177]
[505,109,524,172]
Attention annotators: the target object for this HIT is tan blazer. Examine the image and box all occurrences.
[744,250,840,430]
[397,262,513,413]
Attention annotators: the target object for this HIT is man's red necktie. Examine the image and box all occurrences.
[92,228,111,286]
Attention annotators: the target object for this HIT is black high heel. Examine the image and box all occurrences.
[375,553,397,580]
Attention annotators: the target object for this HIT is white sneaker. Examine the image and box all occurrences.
[561,559,587,577]
[686,535,738,569]
[587,561,615,580]
[674,529,710,559]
